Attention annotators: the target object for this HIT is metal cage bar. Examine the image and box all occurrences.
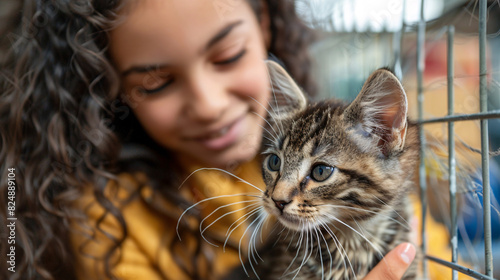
[416,0,428,278]
[447,24,458,280]
[419,110,500,124]
[417,0,496,278]
[425,255,496,280]
[479,0,494,276]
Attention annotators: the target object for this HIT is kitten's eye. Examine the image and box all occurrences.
[311,165,335,182]
[267,154,281,171]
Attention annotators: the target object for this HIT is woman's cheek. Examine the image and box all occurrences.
[232,59,270,103]
[133,97,181,142]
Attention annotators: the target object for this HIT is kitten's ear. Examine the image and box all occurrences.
[265,60,307,117]
[344,68,408,157]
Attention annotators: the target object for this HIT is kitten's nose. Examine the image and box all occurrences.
[272,198,290,211]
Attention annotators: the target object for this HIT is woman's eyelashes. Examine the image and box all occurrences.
[140,77,174,95]
[138,49,247,95]
[214,49,247,65]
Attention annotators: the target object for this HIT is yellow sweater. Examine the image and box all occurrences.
[70,158,466,279]
[71,159,264,280]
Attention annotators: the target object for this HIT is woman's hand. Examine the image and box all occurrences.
[363,243,416,280]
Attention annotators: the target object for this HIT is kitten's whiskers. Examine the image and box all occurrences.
[248,213,268,273]
[200,200,260,247]
[319,220,356,279]
[258,123,279,144]
[285,227,298,250]
[249,96,285,136]
[283,224,305,277]
[239,212,266,279]
[224,207,262,251]
[176,193,260,241]
[178,167,264,193]
[352,217,386,252]
[316,222,334,278]
[292,223,314,280]
[265,68,287,133]
[253,111,280,140]
[313,226,325,280]
[324,214,389,268]
[319,203,410,230]
[371,195,411,228]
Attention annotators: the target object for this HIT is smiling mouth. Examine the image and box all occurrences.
[197,125,231,141]
[193,114,246,151]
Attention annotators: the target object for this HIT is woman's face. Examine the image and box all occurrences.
[109,0,271,169]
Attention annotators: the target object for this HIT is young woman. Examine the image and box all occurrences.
[0,0,415,279]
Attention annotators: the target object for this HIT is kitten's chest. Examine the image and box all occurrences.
[265,206,411,280]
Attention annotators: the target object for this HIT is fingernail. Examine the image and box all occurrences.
[399,243,416,264]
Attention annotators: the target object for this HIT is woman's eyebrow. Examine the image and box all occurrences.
[204,20,243,51]
[122,64,167,77]
[121,20,243,77]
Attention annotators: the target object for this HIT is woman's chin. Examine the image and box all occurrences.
[180,147,257,170]
[212,141,260,168]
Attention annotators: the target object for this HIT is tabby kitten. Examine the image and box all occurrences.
[243,61,420,280]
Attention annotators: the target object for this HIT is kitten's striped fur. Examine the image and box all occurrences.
[242,61,420,280]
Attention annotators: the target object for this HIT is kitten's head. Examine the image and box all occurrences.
[261,61,419,231]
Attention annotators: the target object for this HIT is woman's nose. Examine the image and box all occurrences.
[185,72,229,123]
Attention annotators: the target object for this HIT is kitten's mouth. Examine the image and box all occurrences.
[278,213,317,231]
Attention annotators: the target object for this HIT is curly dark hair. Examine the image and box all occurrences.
[0,0,316,279]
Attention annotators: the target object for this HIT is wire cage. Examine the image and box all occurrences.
[303,0,500,279]
[0,0,498,279]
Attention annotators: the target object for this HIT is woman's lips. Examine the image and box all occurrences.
[195,115,245,151]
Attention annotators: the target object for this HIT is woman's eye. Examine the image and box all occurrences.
[311,165,335,182]
[214,49,246,65]
[139,78,174,95]
[267,154,281,172]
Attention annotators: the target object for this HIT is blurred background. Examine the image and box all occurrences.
[1,0,499,278]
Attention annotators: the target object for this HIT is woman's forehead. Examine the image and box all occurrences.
[108,0,257,72]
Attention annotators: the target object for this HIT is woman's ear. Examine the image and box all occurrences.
[258,0,271,50]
